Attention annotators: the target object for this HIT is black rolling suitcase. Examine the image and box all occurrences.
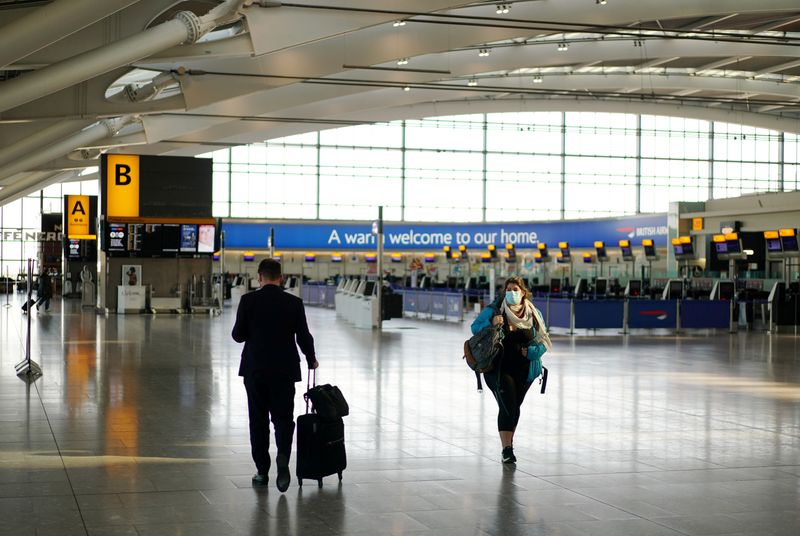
[296,371,347,488]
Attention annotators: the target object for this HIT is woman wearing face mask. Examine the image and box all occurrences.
[470,275,552,463]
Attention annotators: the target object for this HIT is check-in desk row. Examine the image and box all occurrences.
[530,296,735,333]
[335,279,379,329]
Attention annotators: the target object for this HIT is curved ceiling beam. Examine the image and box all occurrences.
[0,0,141,70]
[0,170,79,208]
[0,0,245,114]
[0,117,134,189]
[0,119,93,170]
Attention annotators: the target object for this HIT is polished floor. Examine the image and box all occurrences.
[1,296,799,536]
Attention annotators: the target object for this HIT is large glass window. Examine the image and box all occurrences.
[712,122,782,199]
[404,150,483,222]
[485,153,561,221]
[784,133,799,191]
[319,147,402,220]
[3,112,799,263]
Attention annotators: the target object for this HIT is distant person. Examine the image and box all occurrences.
[126,267,138,286]
[232,259,318,492]
[35,270,53,312]
[471,276,551,464]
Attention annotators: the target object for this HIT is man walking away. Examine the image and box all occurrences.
[232,259,318,492]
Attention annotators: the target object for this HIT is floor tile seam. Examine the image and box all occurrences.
[29,381,90,536]
[524,474,694,535]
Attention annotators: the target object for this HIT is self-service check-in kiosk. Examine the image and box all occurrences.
[334,278,347,316]
[337,278,359,319]
[353,280,379,329]
[283,275,300,298]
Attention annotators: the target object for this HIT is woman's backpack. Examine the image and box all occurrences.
[463,325,504,374]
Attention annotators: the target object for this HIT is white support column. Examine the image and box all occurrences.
[0,0,141,70]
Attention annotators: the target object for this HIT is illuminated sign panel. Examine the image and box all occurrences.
[105,154,140,218]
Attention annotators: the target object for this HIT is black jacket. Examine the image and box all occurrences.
[232,284,316,381]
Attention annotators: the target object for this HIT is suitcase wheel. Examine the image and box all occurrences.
[317,479,323,488]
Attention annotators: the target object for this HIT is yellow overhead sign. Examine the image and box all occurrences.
[106,154,140,218]
[66,195,95,239]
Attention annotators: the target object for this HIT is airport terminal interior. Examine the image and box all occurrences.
[1,1,800,535]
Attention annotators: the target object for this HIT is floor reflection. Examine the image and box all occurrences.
[0,297,798,535]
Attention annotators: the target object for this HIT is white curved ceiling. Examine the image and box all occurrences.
[1,0,799,203]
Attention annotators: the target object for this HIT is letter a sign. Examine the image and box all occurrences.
[67,195,91,238]
[106,154,140,217]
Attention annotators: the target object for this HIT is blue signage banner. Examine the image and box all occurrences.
[222,214,667,251]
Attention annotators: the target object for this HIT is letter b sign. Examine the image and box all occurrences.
[106,154,140,217]
[115,164,132,185]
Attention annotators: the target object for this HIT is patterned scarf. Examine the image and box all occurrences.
[501,299,553,353]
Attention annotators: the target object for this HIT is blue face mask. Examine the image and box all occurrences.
[506,290,522,305]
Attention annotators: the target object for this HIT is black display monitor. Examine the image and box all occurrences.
[67,239,81,259]
[718,281,735,300]
[141,224,163,256]
[714,242,728,254]
[595,278,608,295]
[726,240,741,254]
[673,244,683,256]
[162,224,181,252]
[550,278,561,293]
[781,234,799,252]
[667,280,683,299]
[126,224,143,252]
[363,281,376,296]
[628,279,642,297]
[766,238,783,252]
[107,224,127,253]
[621,245,632,258]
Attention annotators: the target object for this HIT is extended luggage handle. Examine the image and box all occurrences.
[305,368,317,414]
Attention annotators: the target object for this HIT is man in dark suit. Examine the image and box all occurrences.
[232,259,318,492]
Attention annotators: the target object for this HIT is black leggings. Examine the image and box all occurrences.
[483,368,532,432]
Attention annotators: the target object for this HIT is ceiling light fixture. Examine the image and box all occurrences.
[397,58,409,65]
[479,48,490,57]
[467,78,478,86]
[496,4,510,14]
[533,75,543,83]
[393,20,406,27]
[557,42,569,52]
[596,0,607,5]
[403,86,411,91]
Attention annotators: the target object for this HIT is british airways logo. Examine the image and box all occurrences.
[639,309,668,321]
